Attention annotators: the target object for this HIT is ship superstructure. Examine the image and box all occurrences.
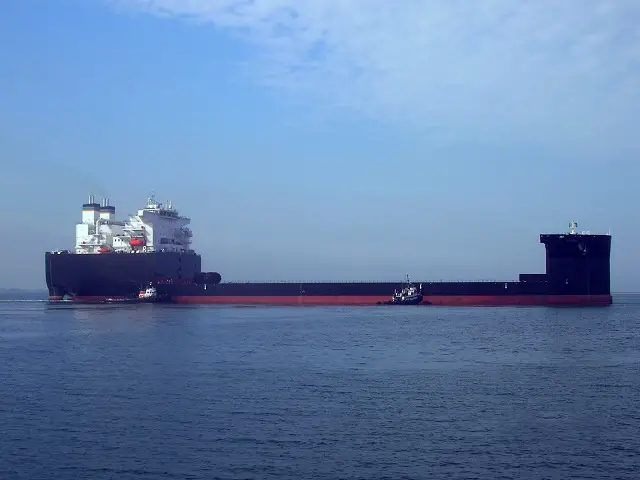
[74,194,193,254]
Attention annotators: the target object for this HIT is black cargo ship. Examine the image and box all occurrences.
[45,197,612,306]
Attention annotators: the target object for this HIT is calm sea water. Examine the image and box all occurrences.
[1,296,639,479]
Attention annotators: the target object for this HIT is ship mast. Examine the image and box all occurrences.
[569,221,578,235]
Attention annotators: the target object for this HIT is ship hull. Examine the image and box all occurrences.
[45,251,201,300]
[146,280,612,306]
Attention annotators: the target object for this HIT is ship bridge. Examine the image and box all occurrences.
[73,194,194,254]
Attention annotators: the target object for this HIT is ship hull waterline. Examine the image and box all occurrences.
[49,294,613,306]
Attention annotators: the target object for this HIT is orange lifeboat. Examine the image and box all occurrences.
[129,237,145,247]
[98,246,111,253]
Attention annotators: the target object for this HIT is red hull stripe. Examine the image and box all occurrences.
[173,295,612,306]
[50,294,612,306]
[171,294,613,306]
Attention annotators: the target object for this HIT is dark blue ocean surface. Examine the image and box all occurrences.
[1,296,639,479]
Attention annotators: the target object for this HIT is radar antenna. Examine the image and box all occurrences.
[569,221,578,235]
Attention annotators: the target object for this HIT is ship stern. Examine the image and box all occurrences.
[45,252,67,300]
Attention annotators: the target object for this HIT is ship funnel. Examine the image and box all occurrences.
[99,196,116,221]
[82,195,100,224]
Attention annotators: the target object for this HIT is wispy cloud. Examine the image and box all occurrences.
[109,0,640,153]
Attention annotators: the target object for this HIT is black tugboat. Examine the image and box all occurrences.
[378,275,424,305]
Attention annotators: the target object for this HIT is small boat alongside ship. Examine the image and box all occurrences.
[138,285,158,302]
[378,276,424,305]
[89,286,161,305]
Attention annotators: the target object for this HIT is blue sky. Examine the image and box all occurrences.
[0,0,638,290]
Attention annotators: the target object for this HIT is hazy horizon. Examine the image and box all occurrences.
[1,0,638,290]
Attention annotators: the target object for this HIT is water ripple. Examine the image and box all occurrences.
[1,299,639,479]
